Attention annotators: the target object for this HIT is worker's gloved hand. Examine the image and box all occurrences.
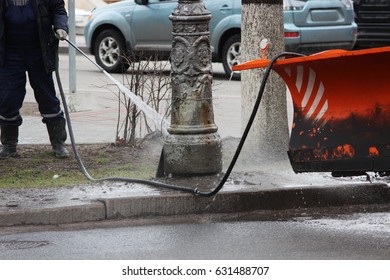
[55,29,67,41]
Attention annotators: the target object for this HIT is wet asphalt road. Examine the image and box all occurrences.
[1,208,390,260]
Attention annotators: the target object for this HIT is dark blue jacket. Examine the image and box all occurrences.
[0,0,68,73]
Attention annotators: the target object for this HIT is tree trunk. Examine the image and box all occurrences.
[241,0,289,163]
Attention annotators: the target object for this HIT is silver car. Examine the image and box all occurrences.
[84,0,357,78]
[284,0,357,54]
[84,0,241,78]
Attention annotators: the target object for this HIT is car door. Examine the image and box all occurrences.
[204,0,235,33]
[131,0,177,51]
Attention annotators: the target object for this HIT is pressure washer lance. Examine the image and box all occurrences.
[56,38,303,197]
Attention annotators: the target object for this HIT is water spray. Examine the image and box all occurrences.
[55,39,303,197]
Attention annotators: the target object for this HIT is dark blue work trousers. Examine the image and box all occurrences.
[0,45,63,127]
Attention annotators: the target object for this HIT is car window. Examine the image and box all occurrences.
[132,0,177,48]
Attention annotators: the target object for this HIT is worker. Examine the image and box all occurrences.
[0,0,69,159]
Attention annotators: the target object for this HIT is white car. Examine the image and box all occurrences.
[64,0,107,35]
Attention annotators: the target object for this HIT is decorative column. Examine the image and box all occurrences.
[163,0,222,176]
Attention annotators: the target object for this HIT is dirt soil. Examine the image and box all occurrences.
[4,143,144,172]
[0,134,160,178]
[1,103,245,189]
[0,132,245,189]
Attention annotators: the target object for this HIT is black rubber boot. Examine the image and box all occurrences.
[0,126,19,159]
[46,119,70,158]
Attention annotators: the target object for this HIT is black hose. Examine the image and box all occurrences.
[55,39,303,197]
[195,52,304,196]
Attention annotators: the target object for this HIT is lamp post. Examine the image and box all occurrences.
[163,0,222,175]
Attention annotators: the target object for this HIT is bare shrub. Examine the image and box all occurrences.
[114,55,171,146]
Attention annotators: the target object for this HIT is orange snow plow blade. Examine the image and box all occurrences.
[233,47,390,175]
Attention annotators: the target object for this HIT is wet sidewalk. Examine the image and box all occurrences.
[2,166,389,227]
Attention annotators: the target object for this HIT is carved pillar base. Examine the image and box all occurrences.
[163,133,222,175]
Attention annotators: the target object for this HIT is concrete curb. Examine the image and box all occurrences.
[1,183,389,227]
[100,183,390,219]
[0,202,105,227]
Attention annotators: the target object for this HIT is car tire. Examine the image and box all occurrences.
[222,34,241,80]
[94,29,129,73]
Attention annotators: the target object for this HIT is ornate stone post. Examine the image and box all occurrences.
[163,0,222,175]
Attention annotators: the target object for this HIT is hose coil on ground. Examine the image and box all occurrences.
[55,39,303,197]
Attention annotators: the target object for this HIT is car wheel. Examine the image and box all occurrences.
[222,34,241,80]
[94,29,129,73]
